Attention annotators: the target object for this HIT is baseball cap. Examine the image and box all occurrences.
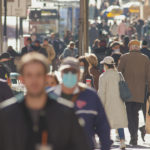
[100,56,115,65]
[128,40,140,47]
[59,57,80,72]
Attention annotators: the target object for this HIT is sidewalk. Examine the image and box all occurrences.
[95,111,150,150]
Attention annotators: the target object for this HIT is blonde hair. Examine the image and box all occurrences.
[17,52,49,74]
[86,54,98,67]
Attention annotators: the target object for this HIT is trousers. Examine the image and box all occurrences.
[125,102,142,141]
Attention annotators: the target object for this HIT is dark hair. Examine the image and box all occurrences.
[79,56,90,81]
[104,63,115,69]
[49,73,59,85]
[111,53,121,67]
[142,40,148,46]
[27,37,32,42]
[44,38,48,41]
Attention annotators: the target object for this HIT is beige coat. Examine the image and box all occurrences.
[42,44,56,64]
[98,69,128,129]
[118,50,150,103]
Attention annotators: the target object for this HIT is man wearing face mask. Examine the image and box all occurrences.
[109,42,121,56]
[50,57,112,150]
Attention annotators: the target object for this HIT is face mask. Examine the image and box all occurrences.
[62,72,78,88]
[80,66,85,73]
[114,49,120,52]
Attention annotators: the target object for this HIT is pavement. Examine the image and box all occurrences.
[95,111,150,150]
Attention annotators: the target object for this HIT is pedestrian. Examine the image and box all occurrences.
[0,52,91,150]
[60,41,78,59]
[110,21,118,37]
[7,46,20,58]
[21,37,34,56]
[33,40,48,57]
[78,56,93,87]
[42,38,56,65]
[111,53,122,68]
[0,52,16,72]
[118,20,127,40]
[86,54,101,90]
[141,40,150,59]
[50,57,112,150]
[46,73,59,88]
[120,36,129,54]
[118,40,150,146]
[0,63,14,102]
[98,56,128,149]
[109,41,121,55]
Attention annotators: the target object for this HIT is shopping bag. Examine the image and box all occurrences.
[146,100,150,134]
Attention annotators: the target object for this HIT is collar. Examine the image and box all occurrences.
[0,78,7,82]
[53,84,80,96]
[130,50,140,53]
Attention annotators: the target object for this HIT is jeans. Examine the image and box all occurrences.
[118,128,125,140]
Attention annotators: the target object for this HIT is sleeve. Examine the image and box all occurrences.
[146,60,150,95]
[69,110,92,150]
[95,95,111,150]
[0,83,14,102]
[49,46,56,61]
[118,56,125,74]
[97,75,106,106]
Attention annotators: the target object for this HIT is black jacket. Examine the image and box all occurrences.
[0,80,14,102]
[0,97,91,150]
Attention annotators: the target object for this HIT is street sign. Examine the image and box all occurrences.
[6,0,31,17]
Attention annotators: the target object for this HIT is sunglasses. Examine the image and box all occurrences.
[63,68,78,74]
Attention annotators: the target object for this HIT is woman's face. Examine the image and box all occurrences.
[80,61,84,67]
[47,76,58,87]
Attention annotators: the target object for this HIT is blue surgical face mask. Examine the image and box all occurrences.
[62,72,78,88]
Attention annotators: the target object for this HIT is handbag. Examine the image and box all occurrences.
[118,72,132,102]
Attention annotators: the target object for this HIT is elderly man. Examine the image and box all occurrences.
[118,40,150,146]
[48,57,112,150]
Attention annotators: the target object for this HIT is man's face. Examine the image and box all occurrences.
[43,40,48,45]
[21,62,47,97]
[34,42,40,47]
[26,40,31,46]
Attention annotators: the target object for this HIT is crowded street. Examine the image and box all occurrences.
[0,0,150,150]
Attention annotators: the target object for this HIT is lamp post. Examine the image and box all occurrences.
[0,0,3,54]
[79,0,89,56]
[140,0,145,19]
[3,0,7,51]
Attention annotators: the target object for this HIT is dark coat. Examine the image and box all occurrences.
[0,80,14,102]
[141,47,150,59]
[0,97,91,150]
[118,50,150,103]
[90,67,101,90]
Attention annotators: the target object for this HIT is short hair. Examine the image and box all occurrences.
[17,52,49,74]
[27,37,32,42]
[44,38,48,41]
[86,54,98,67]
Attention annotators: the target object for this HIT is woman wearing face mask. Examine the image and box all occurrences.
[78,56,94,87]
[98,56,128,150]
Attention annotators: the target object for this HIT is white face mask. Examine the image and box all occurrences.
[80,66,85,73]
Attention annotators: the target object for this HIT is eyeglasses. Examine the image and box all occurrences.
[63,68,78,74]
